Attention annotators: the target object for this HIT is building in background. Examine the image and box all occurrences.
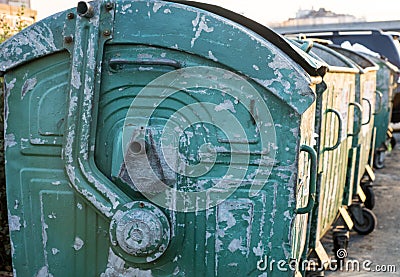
[1,0,30,7]
[0,0,36,40]
[273,8,365,28]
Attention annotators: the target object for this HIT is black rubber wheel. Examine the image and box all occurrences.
[390,136,397,149]
[363,185,375,210]
[353,208,377,235]
[373,150,385,169]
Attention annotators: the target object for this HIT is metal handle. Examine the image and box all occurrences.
[109,58,182,71]
[348,102,363,136]
[64,1,130,218]
[323,109,343,151]
[296,145,317,214]
[374,90,383,115]
[362,98,372,125]
[300,40,313,53]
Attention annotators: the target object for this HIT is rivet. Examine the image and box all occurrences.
[67,13,75,20]
[103,30,111,37]
[105,2,114,11]
[64,36,73,44]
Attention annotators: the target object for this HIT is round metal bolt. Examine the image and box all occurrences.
[110,202,171,263]
[67,13,75,20]
[103,29,111,37]
[105,2,114,11]
[77,1,94,18]
[116,209,164,256]
[64,36,73,44]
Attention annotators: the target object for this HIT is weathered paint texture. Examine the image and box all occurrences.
[0,13,65,71]
[1,0,324,276]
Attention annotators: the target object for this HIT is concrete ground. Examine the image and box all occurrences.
[325,133,400,276]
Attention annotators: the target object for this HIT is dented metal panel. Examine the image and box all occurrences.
[2,0,324,276]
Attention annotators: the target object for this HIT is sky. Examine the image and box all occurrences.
[31,0,400,25]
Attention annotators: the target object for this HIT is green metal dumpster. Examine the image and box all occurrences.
[328,46,379,234]
[291,40,359,270]
[1,1,326,276]
[365,55,398,169]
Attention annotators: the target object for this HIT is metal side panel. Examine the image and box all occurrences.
[317,72,354,238]
[357,71,377,184]
[291,98,316,270]
[343,146,357,207]
[308,69,356,251]
[4,52,110,276]
[374,65,393,149]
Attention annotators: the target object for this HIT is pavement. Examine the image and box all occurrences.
[325,133,400,276]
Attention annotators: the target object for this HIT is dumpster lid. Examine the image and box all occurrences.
[360,52,400,74]
[166,0,328,78]
[290,39,359,74]
[0,0,323,116]
[328,44,380,73]
[0,0,328,79]
[280,29,400,69]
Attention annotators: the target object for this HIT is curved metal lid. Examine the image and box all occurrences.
[0,0,323,114]
[328,44,380,73]
[290,39,359,74]
[166,0,328,78]
[352,50,400,74]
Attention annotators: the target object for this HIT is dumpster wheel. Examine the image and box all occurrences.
[352,208,377,235]
[373,150,385,169]
[362,184,375,210]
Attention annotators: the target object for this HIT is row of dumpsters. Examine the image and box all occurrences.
[0,1,399,276]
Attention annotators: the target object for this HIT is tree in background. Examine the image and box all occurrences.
[0,6,29,43]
